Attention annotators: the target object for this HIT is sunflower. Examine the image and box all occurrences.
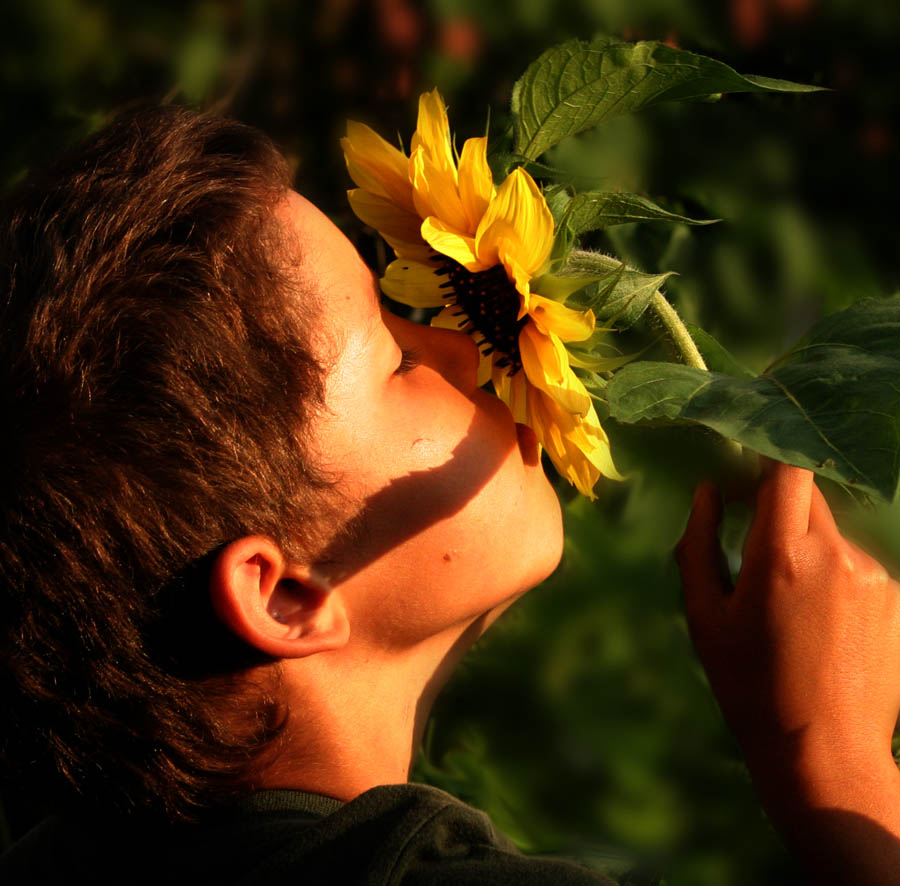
[341,89,622,497]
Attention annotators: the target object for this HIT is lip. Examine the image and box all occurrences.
[515,422,540,466]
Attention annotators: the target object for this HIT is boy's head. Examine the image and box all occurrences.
[0,105,565,823]
[0,106,327,819]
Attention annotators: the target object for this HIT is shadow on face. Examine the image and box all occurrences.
[312,407,515,586]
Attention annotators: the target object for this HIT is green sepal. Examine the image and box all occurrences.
[561,250,677,329]
[543,183,573,225]
[531,271,601,303]
[551,223,575,263]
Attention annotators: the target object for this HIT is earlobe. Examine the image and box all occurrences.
[209,536,349,659]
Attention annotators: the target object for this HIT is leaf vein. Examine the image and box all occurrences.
[761,373,873,484]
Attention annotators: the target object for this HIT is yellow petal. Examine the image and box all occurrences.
[552,396,622,483]
[476,350,493,387]
[497,246,532,319]
[381,259,450,308]
[458,136,495,231]
[347,188,426,257]
[341,121,414,212]
[528,294,595,342]
[475,167,554,276]
[420,217,484,271]
[430,304,468,331]
[527,386,569,465]
[518,323,591,417]
[411,90,457,185]
[577,405,624,482]
[408,91,470,234]
[388,241,436,263]
[490,365,528,423]
[527,387,622,497]
[491,361,512,401]
[507,371,529,423]
[409,145,470,235]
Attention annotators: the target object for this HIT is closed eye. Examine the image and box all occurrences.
[395,346,422,375]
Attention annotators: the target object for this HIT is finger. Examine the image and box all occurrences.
[843,536,892,586]
[677,482,732,625]
[751,461,814,542]
[807,478,840,538]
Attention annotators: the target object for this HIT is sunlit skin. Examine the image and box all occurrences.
[209,191,564,800]
[679,463,900,884]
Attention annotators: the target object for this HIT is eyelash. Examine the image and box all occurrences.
[395,346,422,375]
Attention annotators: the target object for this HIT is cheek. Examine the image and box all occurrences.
[314,366,563,639]
[406,434,449,461]
[368,380,514,492]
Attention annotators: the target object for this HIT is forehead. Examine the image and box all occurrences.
[279,191,378,307]
[277,190,381,354]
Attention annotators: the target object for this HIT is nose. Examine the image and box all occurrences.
[385,309,481,392]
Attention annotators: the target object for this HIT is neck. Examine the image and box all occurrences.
[256,613,491,800]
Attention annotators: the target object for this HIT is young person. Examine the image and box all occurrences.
[1,105,899,884]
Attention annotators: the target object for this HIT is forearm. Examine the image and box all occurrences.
[746,741,900,885]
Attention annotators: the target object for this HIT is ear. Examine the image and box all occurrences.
[209,536,349,659]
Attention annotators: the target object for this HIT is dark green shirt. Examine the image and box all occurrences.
[1,783,627,884]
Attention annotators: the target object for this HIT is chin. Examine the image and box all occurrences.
[539,519,565,584]
[523,481,565,589]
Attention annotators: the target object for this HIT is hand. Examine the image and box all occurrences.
[677,462,900,782]
[677,461,900,883]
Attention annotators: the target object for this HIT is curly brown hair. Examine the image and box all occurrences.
[0,105,329,820]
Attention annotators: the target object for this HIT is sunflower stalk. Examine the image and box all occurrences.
[645,291,707,371]
[645,292,746,460]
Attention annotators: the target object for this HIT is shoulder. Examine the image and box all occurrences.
[314,783,620,885]
[0,785,625,885]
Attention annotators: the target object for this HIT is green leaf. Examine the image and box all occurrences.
[561,250,675,329]
[567,191,718,234]
[550,222,575,263]
[684,323,755,378]
[511,38,824,160]
[595,269,676,329]
[607,297,900,501]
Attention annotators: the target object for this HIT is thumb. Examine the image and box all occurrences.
[676,482,732,631]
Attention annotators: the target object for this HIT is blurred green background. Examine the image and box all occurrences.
[2,1,899,883]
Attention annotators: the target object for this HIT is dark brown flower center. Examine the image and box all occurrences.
[435,256,526,375]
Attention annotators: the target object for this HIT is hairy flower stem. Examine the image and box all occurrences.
[647,291,707,370]
[644,291,745,461]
